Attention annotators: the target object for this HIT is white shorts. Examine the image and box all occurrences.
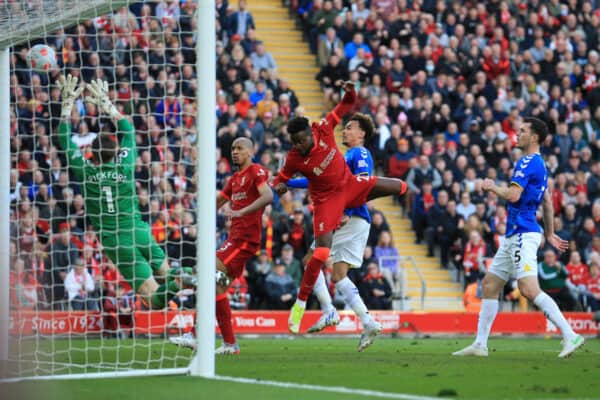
[310,217,370,268]
[488,232,542,282]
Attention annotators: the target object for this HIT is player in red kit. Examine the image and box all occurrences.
[170,137,273,353]
[272,81,408,333]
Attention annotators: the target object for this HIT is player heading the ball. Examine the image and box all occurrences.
[271,81,409,334]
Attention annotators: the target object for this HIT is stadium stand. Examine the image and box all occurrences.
[8,0,600,317]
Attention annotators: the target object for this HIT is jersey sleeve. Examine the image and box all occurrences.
[318,89,357,141]
[272,154,296,187]
[221,176,233,200]
[116,119,137,168]
[253,165,269,188]
[324,89,356,128]
[57,122,85,181]
[286,177,309,188]
[510,158,530,190]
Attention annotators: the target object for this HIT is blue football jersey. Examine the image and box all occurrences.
[506,153,547,237]
[344,146,373,223]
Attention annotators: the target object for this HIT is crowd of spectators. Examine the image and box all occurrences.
[8,0,600,318]
[7,0,397,318]
[292,0,600,310]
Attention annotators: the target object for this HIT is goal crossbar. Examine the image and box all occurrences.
[0,0,131,49]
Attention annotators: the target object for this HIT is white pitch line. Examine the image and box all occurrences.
[213,375,444,400]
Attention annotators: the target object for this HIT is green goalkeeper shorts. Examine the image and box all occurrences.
[100,219,166,291]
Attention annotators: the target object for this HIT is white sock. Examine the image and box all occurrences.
[336,277,372,325]
[314,270,335,313]
[475,299,499,347]
[533,292,576,340]
[295,299,306,309]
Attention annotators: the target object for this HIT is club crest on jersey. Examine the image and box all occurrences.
[319,139,327,149]
[241,176,246,186]
[319,222,324,232]
[313,167,323,176]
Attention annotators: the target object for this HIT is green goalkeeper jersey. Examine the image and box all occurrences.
[58,119,140,231]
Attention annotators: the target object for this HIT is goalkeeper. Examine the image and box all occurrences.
[56,75,192,308]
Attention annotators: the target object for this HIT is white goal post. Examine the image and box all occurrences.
[1,0,215,380]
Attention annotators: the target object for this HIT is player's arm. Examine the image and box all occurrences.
[86,79,136,166]
[115,119,137,167]
[324,81,357,129]
[225,183,273,218]
[217,177,233,210]
[56,75,85,180]
[86,79,124,121]
[216,192,229,210]
[272,156,296,195]
[482,178,523,203]
[543,190,569,252]
[286,177,308,189]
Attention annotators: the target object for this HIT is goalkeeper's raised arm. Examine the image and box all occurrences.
[55,75,195,309]
[85,79,137,168]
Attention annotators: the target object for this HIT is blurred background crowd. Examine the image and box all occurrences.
[7,0,600,320]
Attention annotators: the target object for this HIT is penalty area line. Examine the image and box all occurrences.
[213,375,443,400]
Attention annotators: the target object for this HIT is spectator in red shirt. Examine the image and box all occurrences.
[387,138,416,180]
[482,44,510,81]
[566,251,589,287]
[584,262,600,311]
[462,231,487,283]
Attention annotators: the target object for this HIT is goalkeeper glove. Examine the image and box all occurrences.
[85,79,121,119]
[57,74,84,120]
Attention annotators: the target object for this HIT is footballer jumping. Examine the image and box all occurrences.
[272,81,408,334]
[287,112,383,350]
[57,75,192,309]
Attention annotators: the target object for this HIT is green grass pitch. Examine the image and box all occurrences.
[2,337,600,400]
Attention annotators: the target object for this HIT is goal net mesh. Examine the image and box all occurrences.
[5,0,204,379]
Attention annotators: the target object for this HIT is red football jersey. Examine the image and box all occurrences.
[566,263,590,286]
[273,90,356,204]
[221,163,268,244]
[586,274,600,295]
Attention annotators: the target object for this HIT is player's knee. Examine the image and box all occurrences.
[481,277,501,298]
[331,263,349,283]
[517,282,540,301]
[312,247,331,262]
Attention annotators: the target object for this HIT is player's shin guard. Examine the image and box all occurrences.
[475,299,499,346]
[298,247,331,302]
[216,293,236,345]
[534,292,577,340]
[336,277,371,325]
[314,270,335,313]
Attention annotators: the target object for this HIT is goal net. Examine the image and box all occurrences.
[2,0,216,380]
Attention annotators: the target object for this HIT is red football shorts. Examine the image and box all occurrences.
[216,239,260,279]
[312,176,378,236]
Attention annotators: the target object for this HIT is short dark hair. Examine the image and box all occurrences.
[349,113,375,142]
[91,134,118,164]
[523,117,549,144]
[287,116,310,135]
